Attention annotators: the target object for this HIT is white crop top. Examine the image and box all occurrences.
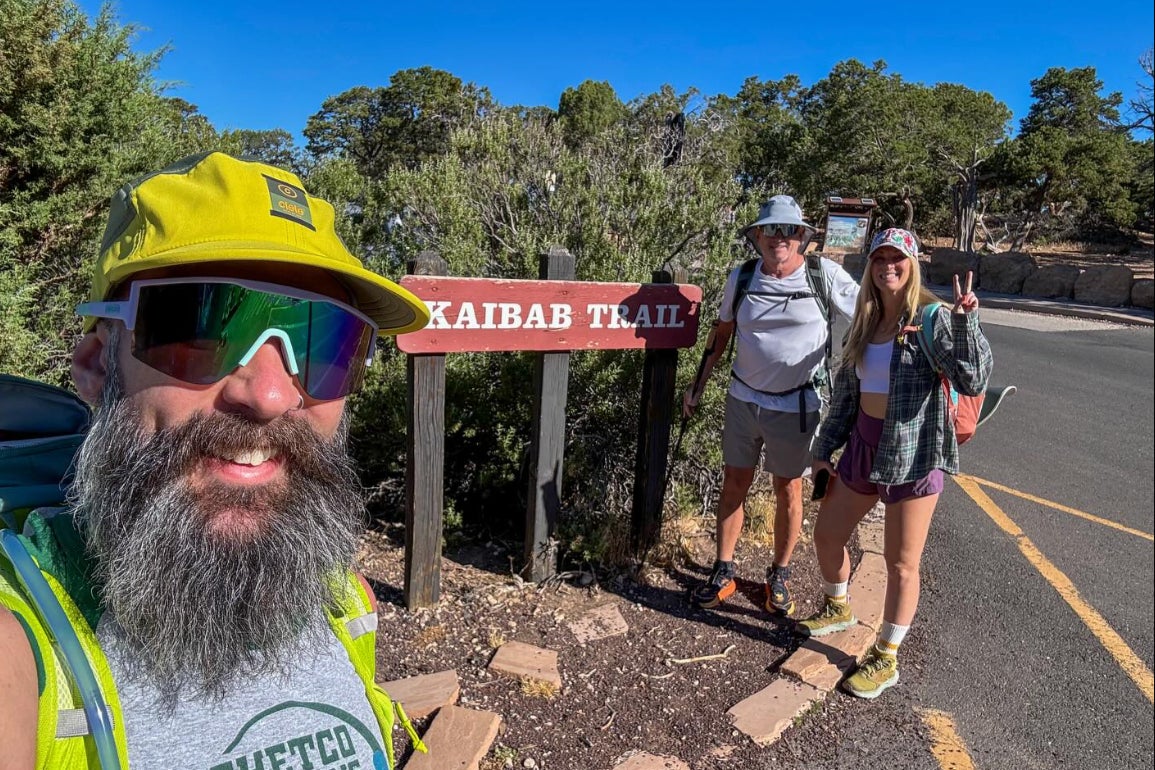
[856,340,893,394]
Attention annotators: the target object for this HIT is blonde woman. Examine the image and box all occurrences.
[797,227,993,699]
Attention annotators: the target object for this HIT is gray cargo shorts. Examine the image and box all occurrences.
[722,393,820,478]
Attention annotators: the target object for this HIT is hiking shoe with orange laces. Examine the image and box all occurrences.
[843,647,899,699]
[764,564,795,616]
[690,561,736,608]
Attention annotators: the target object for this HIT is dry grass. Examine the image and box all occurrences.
[519,676,560,699]
[479,744,518,770]
[413,624,446,648]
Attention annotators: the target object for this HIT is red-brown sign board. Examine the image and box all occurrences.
[395,276,702,353]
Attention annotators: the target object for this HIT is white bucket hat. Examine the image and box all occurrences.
[741,195,815,238]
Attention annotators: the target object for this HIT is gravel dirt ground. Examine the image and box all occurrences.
[357,494,866,770]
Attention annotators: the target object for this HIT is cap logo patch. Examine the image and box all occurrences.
[264,174,315,231]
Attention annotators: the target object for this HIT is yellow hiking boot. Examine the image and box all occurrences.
[843,647,899,699]
[795,596,856,637]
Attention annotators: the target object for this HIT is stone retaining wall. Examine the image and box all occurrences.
[838,249,1154,310]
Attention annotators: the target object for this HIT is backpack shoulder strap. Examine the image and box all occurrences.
[916,303,945,374]
[726,257,760,360]
[803,253,832,322]
[1,516,129,768]
[328,572,426,767]
[806,254,835,367]
[730,257,760,324]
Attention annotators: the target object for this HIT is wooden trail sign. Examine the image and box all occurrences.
[396,276,702,353]
[402,249,700,608]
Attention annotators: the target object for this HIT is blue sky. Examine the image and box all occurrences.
[81,1,1153,141]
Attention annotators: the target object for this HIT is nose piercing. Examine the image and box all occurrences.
[293,394,305,411]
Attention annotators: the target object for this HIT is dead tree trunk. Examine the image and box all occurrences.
[901,189,915,231]
[952,177,978,253]
[948,149,982,253]
[1010,176,1050,252]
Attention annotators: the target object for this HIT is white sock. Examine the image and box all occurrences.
[876,621,909,654]
[822,581,848,601]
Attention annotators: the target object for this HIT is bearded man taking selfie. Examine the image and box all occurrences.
[0,152,430,770]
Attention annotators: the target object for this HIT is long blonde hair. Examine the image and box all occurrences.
[841,257,939,369]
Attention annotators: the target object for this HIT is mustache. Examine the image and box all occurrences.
[145,409,347,479]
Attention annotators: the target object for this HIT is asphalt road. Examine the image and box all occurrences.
[782,307,1155,769]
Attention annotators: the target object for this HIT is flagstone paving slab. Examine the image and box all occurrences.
[381,669,460,719]
[727,678,824,746]
[849,552,887,631]
[402,704,501,770]
[780,623,876,691]
[857,519,886,555]
[568,602,629,644]
[488,640,562,688]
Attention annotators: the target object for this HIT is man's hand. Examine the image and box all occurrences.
[682,384,702,419]
[952,271,978,314]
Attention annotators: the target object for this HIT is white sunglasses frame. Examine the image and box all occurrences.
[75,276,381,379]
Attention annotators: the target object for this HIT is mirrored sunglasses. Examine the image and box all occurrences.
[76,278,379,401]
[760,223,802,238]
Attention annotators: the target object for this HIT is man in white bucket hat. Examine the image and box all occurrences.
[683,195,859,615]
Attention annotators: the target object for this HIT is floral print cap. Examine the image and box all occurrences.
[868,227,918,260]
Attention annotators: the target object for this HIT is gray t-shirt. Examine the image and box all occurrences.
[97,616,388,770]
[719,257,859,412]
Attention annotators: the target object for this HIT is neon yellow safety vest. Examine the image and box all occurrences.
[0,509,425,770]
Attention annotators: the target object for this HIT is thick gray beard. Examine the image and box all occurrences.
[69,335,367,699]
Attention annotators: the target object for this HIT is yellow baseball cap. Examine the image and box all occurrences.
[86,151,429,335]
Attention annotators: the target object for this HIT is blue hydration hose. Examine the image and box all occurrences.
[0,528,121,769]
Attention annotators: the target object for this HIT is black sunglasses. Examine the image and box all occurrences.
[759,223,802,238]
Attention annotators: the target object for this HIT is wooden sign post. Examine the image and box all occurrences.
[524,247,574,582]
[405,251,447,609]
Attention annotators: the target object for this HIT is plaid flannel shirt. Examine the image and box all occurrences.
[812,306,993,484]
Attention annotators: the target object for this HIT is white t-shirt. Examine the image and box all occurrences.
[719,256,859,412]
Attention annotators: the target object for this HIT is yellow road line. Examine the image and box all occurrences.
[954,476,1155,704]
[918,708,976,770]
[961,475,1154,542]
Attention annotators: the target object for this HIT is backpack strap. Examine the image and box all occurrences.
[730,257,761,323]
[915,302,945,374]
[328,572,427,769]
[803,253,834,394]
[803,254,832,324]
[726,257,760,359]
[728,372,818,432]
[0,516,130,769]
[911,303,960,415]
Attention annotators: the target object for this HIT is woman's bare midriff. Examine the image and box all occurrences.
[860,392,888,419]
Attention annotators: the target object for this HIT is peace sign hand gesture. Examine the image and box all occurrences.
[953,271,978,314]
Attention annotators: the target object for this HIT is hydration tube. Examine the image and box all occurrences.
[0,528,121,769]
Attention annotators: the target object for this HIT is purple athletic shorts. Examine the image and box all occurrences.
[835,412,944,504]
